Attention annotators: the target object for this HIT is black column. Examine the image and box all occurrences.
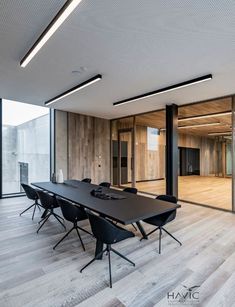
[166,104,178,197]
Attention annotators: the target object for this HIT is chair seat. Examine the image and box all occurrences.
[143,210,176,227]
[110,222,135,243]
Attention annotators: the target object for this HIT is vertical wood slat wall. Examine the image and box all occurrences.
[68,113,110,184]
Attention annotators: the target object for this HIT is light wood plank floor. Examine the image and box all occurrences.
[127,176,232,211]
[1,196,235,306]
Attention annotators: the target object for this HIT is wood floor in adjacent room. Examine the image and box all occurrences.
[132,176,232,211]
[1,197,235,306]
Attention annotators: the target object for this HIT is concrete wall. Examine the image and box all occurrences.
[2,114,50,194]
[55,110,68,180]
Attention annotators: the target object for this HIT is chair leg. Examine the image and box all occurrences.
[162,227,182,246]
[140,226,159,241]
[75,228,85,251]
[159,227,162,254]
[19,203,35,216]
[37,214,51,233]
[53,214,66,229]
[77,225,93,236]
[32,204,36,220]
[80,248,107,273]
[54,213,64,222]
[108,246,112,288]
[53,226,75,250]
[37,204,41,211]
[111,248,135,266]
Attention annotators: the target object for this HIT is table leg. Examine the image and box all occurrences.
[136,221,148,239]
[95,240,103,260]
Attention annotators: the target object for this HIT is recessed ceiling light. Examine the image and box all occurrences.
[45,74,102,106]
[178,111,231,122]
[178,122,221,129]
[113,74,212,106]
[20,0,83,67]
[208,131,231,136]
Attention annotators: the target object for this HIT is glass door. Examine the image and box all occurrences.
[118,129,134,188]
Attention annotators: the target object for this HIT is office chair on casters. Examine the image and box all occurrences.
[141,195,182,254]
[81,178,91,183]
[99,182,111,188]
[80,212,135,288]
[53,197,92,250]
[36,190,65,233]
[123,187,138,231]
[20,184,41,220]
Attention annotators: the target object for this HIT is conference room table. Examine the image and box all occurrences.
[32,180,180,258]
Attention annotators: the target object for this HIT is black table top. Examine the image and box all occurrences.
[32,180,180,225]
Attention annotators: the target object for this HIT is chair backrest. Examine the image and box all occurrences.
[87,212,120,244]
[156,195,177,223]
[156,195,177,204]
[123,187,138,194]
[82,178,91,183]
[56,197,87,222]
[36,190,56,209]
[21,183,38,200]
[99,182,111,188]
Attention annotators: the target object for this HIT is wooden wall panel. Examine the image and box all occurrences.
[178,133,217,176]
[68,113,110,184]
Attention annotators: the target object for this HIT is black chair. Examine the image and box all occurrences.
[99,182,111,188]
[141,195,182,254]
[123,187,138,194]
[82,178,91,183]
[80,212,135,288]
[123,187,138,231]
[53,198,92,250]
[36,190,65,233]
[20,184,41,220]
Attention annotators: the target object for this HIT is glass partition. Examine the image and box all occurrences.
[178,98,232,210]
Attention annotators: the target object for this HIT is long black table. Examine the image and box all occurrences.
[32,180,180,257]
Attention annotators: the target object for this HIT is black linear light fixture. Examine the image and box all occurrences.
[113,74,213,106]
[45,74,102,106]
[20,0,83,67]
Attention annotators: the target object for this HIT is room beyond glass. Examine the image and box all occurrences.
[112,96,235,211]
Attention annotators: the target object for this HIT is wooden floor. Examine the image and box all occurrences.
[128,176,232,210]
[1,197,235,306]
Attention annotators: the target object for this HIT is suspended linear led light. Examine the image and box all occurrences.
[45,74,102,106]
[178,111,231,122]
[20,0,83,67]
[178,122,221,129]
[208,131,232,136]
[113,74,212,106]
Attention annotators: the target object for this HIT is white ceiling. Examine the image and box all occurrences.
[0,0,235,119]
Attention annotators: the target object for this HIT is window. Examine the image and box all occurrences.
[147,127,159,151]
[2,99,50,195]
